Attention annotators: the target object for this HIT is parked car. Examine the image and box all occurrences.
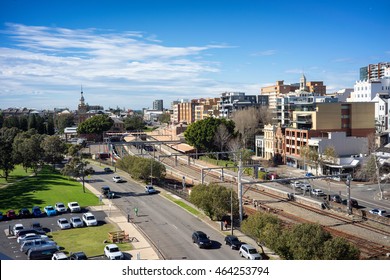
[82,212,97,226]
[224,235,242,250]
[145,185,157,194]
[52,251,68,260]
[104,244,124,260]
[69,251,88,260]
[239,244,262,260]
[6,209,17,220]
[67,202,81,213]
[192,231,212,249]
[369,209,389,217]
[31,206,43,217]
[44,205,57,216]
[342,199,359,208]
[55,202,67,213]
[57,218,71,229]
[70,216,84,228]
[104,167,113,173]
[21,239,58,253]
[30,222,44,232]
[311,189,326,197]
[16,229,45,239]
[11,224,24,236]
[18,208,31,218]
[300,183,312,192]
[17,233,50,244]
[113,175,124,183]
[27,245,59,260]
[329,194,342,203]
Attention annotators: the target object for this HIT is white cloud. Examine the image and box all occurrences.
[252,49,277,56]
[0,23,235,109]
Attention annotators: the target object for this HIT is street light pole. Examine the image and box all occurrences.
[230,188,234,235]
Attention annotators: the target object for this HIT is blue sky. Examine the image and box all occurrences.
[0,0,389,110]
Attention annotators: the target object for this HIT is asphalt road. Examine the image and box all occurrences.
[90,166,243,260]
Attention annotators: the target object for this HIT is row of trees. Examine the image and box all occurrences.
[0,127,67,180]
[241,212,360,260]
[116,155,166,183]
[0,113,55,135]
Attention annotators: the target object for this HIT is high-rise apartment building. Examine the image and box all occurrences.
[153,99,163,111]
[219,92,257,118]
[360,62,390,81]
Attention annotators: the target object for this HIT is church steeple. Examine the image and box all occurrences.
[300,73,307,91]
[80,86,85,106]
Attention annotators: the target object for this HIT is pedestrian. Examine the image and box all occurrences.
[224,220,228,231]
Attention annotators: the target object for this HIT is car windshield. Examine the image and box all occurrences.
[87,216,95,220]
[47,206,54,210]
[60,220,67,224]
[71,203,78,206]
[73,218,81,222]
[110,247,119,252]
[231,237,239,242]
[248,248,258,254]
[198,233,207,239]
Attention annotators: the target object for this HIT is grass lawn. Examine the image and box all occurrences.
[0,166,99,213]
[50,223,133,257]
[0,165,34,187]
[163,194,202,216]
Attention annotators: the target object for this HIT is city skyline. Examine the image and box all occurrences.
[0,0,389,110]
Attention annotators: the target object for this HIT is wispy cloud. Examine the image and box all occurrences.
[252,49,277,56]
[0,23,233,109]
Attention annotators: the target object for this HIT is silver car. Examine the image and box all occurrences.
[20,239,57,253]
[70,216,83,228]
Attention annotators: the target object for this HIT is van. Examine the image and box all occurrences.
[27,245,59,260]
[21,239,57,253]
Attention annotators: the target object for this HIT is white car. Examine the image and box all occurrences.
[11,224,24,236]
[113,175,124,183]
[67,202,81,213]
[104,244,124,260]
[52,251,68,260]
[82,212,98,226]
[311,189,325,196]
[369,209,388,217]
[55,202,67,213]
[70,216,83,228]
[57,218,71,229]
[145,185,157,194]
[17,233,50,244]
[239,244,262,260]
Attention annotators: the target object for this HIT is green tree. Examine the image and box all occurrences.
[184,117,235,153]
[0,127,20,180]
[158,112,171,124]
[77,114,114,135]
[55,113,75,133]
[189,183,239,220]
[322,237,360,260]
[116,155,166,182]
[284,223,332,260]
[3,116,20,129]
[41,135,67,166]
[240,212,281,244]
[124,114,145,131]
[12,129,44,175]
[61,157,94,193]
[45,116,55,135]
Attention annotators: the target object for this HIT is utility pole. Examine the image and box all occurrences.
[346,174,352,215]
[230,188,234,235]
[238,152,243,223]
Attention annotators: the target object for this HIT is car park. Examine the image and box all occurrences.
[67,202,81,213]
[104,244,124,260]
[52,251,68,260]
[11,224,24,236]
[369,209,389,217]
[21,239,57,253]
[239,244,262,260]
[69,251,88,260]
[70,216,84,228]
[113,175,124,183]
[192,231,212,249]
[27,245,59,260]
[55,202,67,213]
[18,208,31,218]
[44,205,57,216]
[82,212,97,226]
[145,185,157,194]
[31,206,43,217]
[311,189,326,196]
[224,235,242,250]
[57,218,71,229]
[6,209,17,220]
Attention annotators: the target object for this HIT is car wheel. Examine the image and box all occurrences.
[239,251,243,257]
[225,240,228,245]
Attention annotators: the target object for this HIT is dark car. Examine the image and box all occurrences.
[30,222,44,232]
[27,245,59,260]
[18,208,31,218]
[101,186,115,198]
[342,198,359,208]
[224,235,242,250]
[16,228,45,239]
[192,231,212,249]
[69,251,88,260]
[329,194,342,203]
[104,167,113,173]
[6,210,17,220]
[31,206,43,217]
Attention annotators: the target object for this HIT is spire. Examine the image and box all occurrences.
[300,73,307,91]
[80,85,85,105]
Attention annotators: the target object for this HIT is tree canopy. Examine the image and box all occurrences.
[77,114,114,135]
